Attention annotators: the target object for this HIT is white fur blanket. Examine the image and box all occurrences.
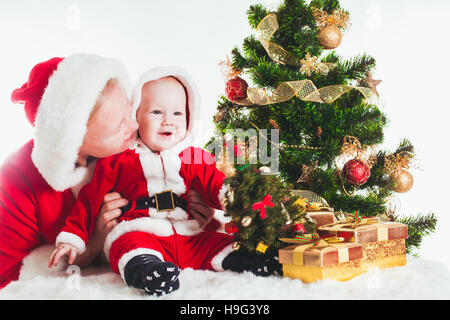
[1,244,450,300]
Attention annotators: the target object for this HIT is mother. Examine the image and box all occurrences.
[0,54,215,289]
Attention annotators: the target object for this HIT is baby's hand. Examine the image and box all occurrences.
[48,243,79,268]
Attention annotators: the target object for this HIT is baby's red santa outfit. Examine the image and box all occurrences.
[55,67,236,294]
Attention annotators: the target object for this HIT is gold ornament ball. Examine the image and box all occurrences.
[317,25,342,49]
[393,169,414,193]
[241,216,252,227]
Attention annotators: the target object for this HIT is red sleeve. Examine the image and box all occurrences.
[0,146,42,289]
[183,147,227,210]
[56,155,120,251]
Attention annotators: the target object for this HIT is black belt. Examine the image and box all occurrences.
[120,190,188,214]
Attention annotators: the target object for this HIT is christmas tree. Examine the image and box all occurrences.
[222,163,316,253]
[208,0,436,254]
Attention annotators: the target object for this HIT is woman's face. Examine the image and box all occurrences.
[79,81,138,160]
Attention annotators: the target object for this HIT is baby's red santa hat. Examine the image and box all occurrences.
[11,54,132,191]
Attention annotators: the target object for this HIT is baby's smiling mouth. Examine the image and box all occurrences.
[159,131,173,136]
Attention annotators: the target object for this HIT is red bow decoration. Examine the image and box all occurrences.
[252,194,275,219]
[294,223,306,233]
[294,233,321,245]
[352,210,361,223]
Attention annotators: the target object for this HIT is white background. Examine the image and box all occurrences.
[1,0,449,269]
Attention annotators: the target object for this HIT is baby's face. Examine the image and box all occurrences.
[137,77,187,152]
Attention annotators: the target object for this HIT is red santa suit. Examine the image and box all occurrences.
[0,54,132,289]
[55,67,235,282]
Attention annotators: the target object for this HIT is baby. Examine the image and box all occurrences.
[49,67,281,296]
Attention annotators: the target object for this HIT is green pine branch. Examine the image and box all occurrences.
[398,213,437,256]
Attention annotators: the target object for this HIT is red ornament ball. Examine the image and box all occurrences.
[225,76,248,101]
[342,159,371,186]
[225,221,239,235]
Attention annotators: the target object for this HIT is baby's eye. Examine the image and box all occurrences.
[174,111,183,116]
[151,110,162,115]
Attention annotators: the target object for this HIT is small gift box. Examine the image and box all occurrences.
[317,220,407,244]
[307,211,336,227]
[317,212,408,272]
[278,234,363,283]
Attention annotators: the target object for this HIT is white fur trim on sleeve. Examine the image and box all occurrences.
[210,244,235,272]
[55,231,87,254]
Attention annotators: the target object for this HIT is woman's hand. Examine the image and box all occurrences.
[71,192,127,267]
[48,243,78,268]
[94,192,128,242]
[188,189,215,228]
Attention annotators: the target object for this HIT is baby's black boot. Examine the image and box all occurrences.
[222,248,282,277]
[124,254,180,296]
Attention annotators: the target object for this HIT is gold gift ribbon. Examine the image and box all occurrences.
[320,212,381,230]
[318,214,395,243]
[230,13,377,106]
[279,234,346,266]
[377,225,389,241]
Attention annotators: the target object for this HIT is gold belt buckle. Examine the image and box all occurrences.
[155,190,175,212]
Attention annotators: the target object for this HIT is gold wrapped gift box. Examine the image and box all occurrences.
[278,219,408,283]
[317,221,408,273]
[278,241,364,283]
[360,239,407,272]
[317,221,408,244]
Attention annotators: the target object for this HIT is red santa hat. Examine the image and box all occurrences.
[11,54,132,191]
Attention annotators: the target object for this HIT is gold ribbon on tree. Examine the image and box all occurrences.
[384,151,413,179]
[229,13,377,106]
[339,136,377,167]
[312,8,350,29]
[256,13,300,65]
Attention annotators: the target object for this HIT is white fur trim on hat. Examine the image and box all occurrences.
[32,53,132,191]
[131,66,202,154]
[55,231,87,254]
